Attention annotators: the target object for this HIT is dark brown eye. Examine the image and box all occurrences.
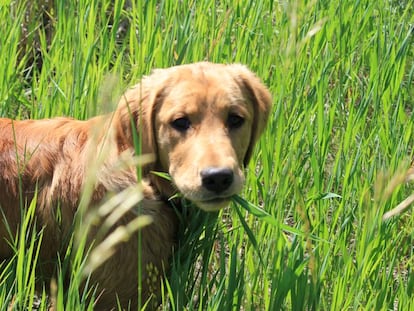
[171,117,191,132]
[227,114,244,129]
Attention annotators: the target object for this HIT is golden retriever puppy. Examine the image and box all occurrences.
[0,62,272,309]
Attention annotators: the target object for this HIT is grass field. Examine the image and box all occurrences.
[1,0,414,310]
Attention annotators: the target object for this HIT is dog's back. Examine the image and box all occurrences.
[0,116,177,308]
[0,117,90,261]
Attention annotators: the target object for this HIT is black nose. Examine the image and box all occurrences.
[201,167,234,193]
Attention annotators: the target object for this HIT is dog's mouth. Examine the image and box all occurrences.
[194,196,233,212]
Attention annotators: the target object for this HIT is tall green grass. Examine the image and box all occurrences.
[1,0,414,309]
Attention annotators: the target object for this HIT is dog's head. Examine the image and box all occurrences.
[117,62,272,211]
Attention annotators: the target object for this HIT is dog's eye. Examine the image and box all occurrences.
[171,117,191,132]
[227,114,245,129]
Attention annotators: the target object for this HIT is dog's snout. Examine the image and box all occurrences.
[201,167,234,193]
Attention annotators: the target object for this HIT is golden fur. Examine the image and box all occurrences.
[0,62,272,309]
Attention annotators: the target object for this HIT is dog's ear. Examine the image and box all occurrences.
[114,71,170,173]
[230,64,272,166]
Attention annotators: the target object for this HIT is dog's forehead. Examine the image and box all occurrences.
[160,70,248,114]
[161,84,247,119]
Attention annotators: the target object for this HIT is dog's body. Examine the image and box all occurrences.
[0,62,271,309]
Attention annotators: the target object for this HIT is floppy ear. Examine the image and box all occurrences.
[114,71,170,174]
[229,64,272,166]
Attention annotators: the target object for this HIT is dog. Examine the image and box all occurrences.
[0,62,272,309]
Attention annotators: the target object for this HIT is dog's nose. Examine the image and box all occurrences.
[201,167,234,193]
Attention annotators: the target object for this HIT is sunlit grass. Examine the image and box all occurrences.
[1,0,414,310]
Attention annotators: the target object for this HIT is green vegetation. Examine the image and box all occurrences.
[1,0,414,309]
